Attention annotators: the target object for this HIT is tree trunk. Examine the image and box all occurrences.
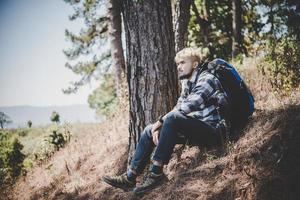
[107,0,127,103]
[122,0,179,161]
[202,0,211,46]
[174,0,192,52]
[232,0,243,58]
[191,0,214,56]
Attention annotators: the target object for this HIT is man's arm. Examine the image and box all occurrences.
[178,75,216,115]
[152,75,216,144]
[151,108,178,145]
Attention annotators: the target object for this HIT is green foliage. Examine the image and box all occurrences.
[257,0,300,40]
[203,151,218,162]
[0,124,72,188]
[225,141,235,154]
[0,130,25,187]
[187,0,299,60]
[62,0,111,94]
[50,111,60,124]
[46,125,70,152]
[260,36,300,93]
[188,0,235,60]
[17,129,28,137]
[23,158,34,169]
[31,125,71,165]
[0,111,12,129]
[27,120,32,128]
[17,127,46,156]
[63,0,116,120]
[48,129,70,151]
[88,74,117,116]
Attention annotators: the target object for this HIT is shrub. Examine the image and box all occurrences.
[0,131,25,187]
[17,129,28,137]
[0,112,12,129]
[32,125,71,164]
[50,111,60,124]
[48,130,67,151]
[260,37,300,93]
[27,120,32,128]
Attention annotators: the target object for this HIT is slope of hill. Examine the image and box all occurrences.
[0,105,99,128]
[5,59,300,200]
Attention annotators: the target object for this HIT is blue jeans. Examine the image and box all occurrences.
[130,110,220,175]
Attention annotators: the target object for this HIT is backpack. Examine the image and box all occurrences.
[204,58,255,129]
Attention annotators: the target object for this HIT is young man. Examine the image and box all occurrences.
[102,47,229,195]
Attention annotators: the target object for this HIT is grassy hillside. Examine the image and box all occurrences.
[4,57,300,200]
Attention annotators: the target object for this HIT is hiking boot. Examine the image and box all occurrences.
[101,173,136,191]
[133,172,167,195]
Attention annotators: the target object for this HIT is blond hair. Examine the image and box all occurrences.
[175,47,203,63]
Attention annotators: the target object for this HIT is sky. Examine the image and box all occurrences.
[0,0,98,107]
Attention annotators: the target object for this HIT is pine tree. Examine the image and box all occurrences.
[122,0,179,158]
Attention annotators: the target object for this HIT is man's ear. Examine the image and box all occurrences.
[193,61,199,69]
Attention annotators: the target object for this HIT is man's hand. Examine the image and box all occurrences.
[151,121,162,145]
[152,130,160,145]
[151,121,162,135]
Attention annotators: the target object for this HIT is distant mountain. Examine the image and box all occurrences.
[0,105,100,128]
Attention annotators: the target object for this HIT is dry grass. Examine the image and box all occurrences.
[7,109,129,200]
[5,57,300,200]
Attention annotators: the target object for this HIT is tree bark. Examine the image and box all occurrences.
[202,0,211,46]
[122,0,179,161]
[232,0,243,58]
[174,0,192,52]
[107,0,127,102]
[191,1,214,56]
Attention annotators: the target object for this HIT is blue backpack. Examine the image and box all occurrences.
[205,58,255,129]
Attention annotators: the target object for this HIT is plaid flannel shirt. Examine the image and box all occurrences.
[175,67,229,128]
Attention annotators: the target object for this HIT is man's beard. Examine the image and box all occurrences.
[179,71,193,80]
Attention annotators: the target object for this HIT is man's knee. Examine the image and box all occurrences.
[143,124,153,138]
[164,110,186,124]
